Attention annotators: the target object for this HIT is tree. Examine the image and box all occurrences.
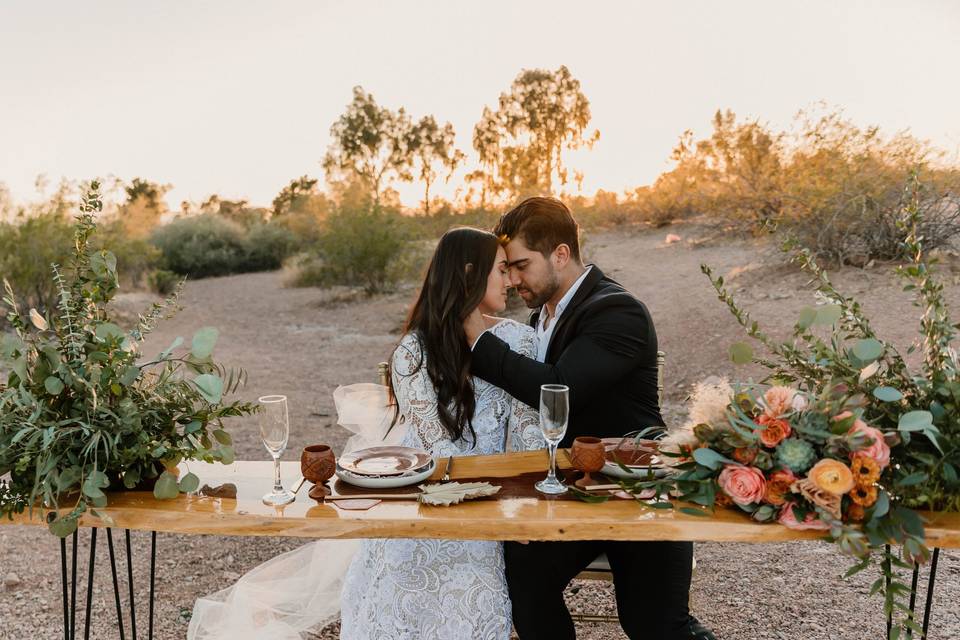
[472,66,599,199]
[407,116,464,214]
[322,86,413,205]
[272,175,319,216]
[118,178,170,238]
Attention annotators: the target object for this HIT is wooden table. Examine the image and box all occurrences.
[6,450,959,640]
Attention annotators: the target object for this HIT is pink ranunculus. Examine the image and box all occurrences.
[763,386,796,418]
[778,502,831,531]
[847,421,891,470]
[717,464,766,506]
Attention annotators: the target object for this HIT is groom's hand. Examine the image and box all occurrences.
[463,307,486,348]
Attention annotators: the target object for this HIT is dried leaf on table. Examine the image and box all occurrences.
[417,481,500,506]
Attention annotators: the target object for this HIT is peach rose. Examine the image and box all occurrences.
[778,502,831,530]
[763,469,796,506]
[718,464,766,506]
[763,386,796,418]
[808,459,855,495]
[847,422,891,470]
[755,414,792,448]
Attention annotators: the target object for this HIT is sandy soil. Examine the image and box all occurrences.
[2,223,959,639]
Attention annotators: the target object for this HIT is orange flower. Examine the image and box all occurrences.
[808,459,855,495]
[847,503,866,522]
[733,447,758,464]
[763,469,796,506]
[849,484,878,507]
[851,457,880,487]
[715,491,734,508]
[755,414,792,448]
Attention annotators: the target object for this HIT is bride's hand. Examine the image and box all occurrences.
[463,307,486,346]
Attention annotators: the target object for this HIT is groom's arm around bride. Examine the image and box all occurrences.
[465,197,716,640]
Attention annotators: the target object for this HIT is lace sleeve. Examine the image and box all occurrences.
[392,334,460,457]
[502,324,545,452]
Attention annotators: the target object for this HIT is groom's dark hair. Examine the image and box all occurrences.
[494,196,582,262]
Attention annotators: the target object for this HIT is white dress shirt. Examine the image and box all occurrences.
[535,266,592,362]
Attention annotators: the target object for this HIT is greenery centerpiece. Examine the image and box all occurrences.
[0,181,256,537]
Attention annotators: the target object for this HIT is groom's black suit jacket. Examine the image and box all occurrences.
[471,265,664,447]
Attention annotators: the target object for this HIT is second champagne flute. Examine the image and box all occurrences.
[259,394,296,506]
[536,384,569,495]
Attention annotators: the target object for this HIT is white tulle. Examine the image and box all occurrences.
[187,383,406,640]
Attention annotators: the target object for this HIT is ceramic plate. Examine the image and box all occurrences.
[335,459,436,489]
[338,446,433,477]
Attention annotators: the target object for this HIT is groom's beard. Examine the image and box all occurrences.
[517,273,560,309]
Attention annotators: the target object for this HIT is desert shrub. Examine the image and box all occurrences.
[150,213,249,278]
[148,269,181,295]
[648,107,960,261]
[291,204,418,294]
[0,212,74,316]
[244,222,299,271]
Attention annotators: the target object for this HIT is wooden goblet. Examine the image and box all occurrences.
[569,436,606,488]
[301,444,336,499]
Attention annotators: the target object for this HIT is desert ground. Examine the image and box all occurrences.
[2,223,958,639]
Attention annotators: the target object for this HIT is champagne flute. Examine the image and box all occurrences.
[536,384,569,495]
[258,395,296,506]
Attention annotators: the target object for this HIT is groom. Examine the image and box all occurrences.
[464,197,715,640]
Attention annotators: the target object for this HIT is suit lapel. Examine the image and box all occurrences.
[544,265,605,363]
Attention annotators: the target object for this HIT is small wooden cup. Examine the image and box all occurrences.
[569,436,606,488]
[301,444,336,498]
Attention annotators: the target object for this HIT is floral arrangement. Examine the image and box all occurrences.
[603,178,957,636]
[0,181,257,537]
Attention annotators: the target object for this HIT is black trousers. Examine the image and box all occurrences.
[505,540,694,640]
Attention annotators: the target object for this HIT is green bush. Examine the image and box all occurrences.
[292,205,418,294]
[0,213,74,317]
[150,214,249,278]
[150,214,300,278]
[244,223,299,271]
[148,269,181,295]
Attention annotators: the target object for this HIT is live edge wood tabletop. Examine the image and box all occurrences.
[7,450,960,548]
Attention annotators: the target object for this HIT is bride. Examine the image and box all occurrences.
[189,227,542,640]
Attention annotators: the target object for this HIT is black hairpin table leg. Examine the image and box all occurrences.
[57,528,158,639]
[921,548,941,639]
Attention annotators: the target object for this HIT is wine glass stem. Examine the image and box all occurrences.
[547,443,558,482]
[272,455,283,493]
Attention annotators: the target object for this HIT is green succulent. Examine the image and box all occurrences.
[775,438,816,474]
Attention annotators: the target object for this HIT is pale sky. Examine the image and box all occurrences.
[2,1,958,211]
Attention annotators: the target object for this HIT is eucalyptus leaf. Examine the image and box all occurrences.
[814,304,842,326]
[873,387,903,402]
[729,342,753,365]
[178,472,200,493]
[153,471,180,500]
[191,327,219,360]
[48,517,78,538]
[44,376,65,395]
[852,338,884,362]
[193,374,223,404]
[679,506,710,517]
[94,322,125,342]
[692,447,733,470]
[212,429,232,445]
[158,336,184,360]
[898,411,933,432]
[797,306,817,329]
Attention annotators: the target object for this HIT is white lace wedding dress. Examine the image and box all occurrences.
[188,319,540,640]
[340,319,541,640]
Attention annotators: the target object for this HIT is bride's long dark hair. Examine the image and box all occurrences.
[390,227,501,444]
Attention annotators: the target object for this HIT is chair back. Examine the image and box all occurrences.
[657,350,665,408]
